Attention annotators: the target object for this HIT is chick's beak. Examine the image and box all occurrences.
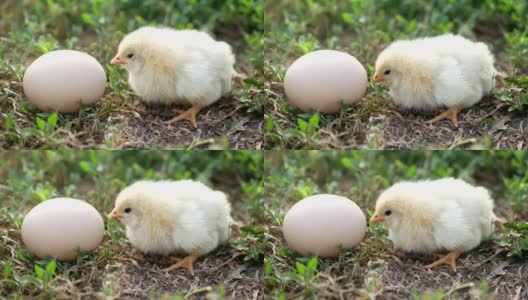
[109,209,124,220]
[372,74,384,82]
[111,54,126,65]
[369,214,385,223]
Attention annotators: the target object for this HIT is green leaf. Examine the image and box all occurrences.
[295,261,305,275]
[34,265,44,279]
[47,112,58,129]
[308,113,320,129]
[46,259,56,275]
[280,272,303,283]
[297,118,308,132]
[81,13,95,25]
[264,259,273,274]
[266,116,274,131]
[307,257,318,274]
[342,12,354,24]
[341,157,359,171]
[6,114,14,130]
[4,262,12,278]
[79,161,96,175]
[36,117,46,131]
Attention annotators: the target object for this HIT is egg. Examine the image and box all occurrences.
[282,194,366,258]
[23,50,106,113]
[21,198,104,261]
[284,50,367,114]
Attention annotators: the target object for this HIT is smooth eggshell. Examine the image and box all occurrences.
[21,198,104,261]
[282,194,366,258]
[23,50,106,113]
[284,50,367,114]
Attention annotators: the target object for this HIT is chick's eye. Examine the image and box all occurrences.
[127,53,134,59]
[384,69,391,75]
[384,210,392,216]
[124,208,132,213]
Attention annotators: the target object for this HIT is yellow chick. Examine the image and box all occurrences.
[370,178,497,272]
[111,26,235,128]
[373,34,500,127]
[108,180,233,275]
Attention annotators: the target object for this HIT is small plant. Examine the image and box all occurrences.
[34,259,57,286]
[232,223,265,263]
[280,113,321,148]
[497,75,528,113]
[496,221,528,259]
[279,257,319,298]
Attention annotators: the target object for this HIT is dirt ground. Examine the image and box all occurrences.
[106,240,262,299]
[365,95,528,150]
[105,92,263,150]
[376,247,527,300]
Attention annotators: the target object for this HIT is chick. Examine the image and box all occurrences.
[108,180,233,275]
[373,34,500,127]
[370,178,497,272]
[111,26,235,128]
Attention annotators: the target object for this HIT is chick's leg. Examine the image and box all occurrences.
[427,107,462,128]
[424,250,462,272]
[162,253,200,275]
[164,104,203,128]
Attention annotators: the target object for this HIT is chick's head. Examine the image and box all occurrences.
[370,182,434,230]
[111,27,155,73]
[373,41,435,88]
[109,195,141,227]
[373,44,406,86]
[109,181,157,227]
[370,194,402,228]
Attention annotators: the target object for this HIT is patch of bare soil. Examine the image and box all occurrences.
[377,245,527,299]
[112,244,262,299]
[376,97,527,150]
[113,96,262,150]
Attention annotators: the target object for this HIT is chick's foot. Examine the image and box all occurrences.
[162,254,199,275]
[424,250,461,272]
[427,107,461,128]
[164,104,203,128]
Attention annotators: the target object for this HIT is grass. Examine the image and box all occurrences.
[0,150,265,298]
[264,0,528,150]
[264,150,528,299]
[0,0,264,149]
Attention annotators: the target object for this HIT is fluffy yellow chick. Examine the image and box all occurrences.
[373,34,500,127]
[370,178,498,272]
[108,180,233,275]
[111,26,235,128]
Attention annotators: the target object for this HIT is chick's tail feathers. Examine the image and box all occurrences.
[229,217,242,237]
[493,68,507,88]
[492,213,506,233]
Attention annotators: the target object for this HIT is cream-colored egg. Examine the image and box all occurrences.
[284,50,367,114]
[23,50,106,113]
[282,194,366,258]
[21,198,104,261]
